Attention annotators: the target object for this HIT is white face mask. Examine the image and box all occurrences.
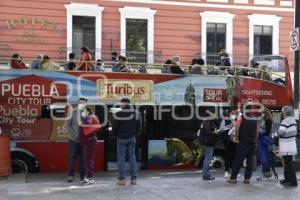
[81,111,88,118]
[78,104,85,110]
[230,115,237,120]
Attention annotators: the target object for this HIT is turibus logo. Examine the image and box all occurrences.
[97,79,153,102]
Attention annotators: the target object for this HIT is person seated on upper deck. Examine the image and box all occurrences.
[111,51,119,72]
[117,56,131,73]
[64,53,76,71]
[10,53,28,69]
[78,46,92,71]
[190,58,206,75]
[216,50,231,74]
[94,59,105,71]
[138,65,147,73]
[258,65,271,81]
[249,62,259,78]
[31,54,43,69]
[161,59,172,74]
[41,55,61,71]
[170,56,184,75]
[241,64,250,76]
[189,58,197,73]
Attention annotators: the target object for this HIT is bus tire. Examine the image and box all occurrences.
[11,151,39,174]
[197,149,225,169]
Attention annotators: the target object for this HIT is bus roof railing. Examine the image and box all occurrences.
[0,56,287,83]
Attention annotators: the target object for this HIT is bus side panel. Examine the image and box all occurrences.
[17,142,105,172]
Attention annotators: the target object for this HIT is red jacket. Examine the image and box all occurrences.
[78,52,92,71]
[11,60,26,69]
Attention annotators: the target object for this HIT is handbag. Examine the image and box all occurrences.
[82,116,102,136]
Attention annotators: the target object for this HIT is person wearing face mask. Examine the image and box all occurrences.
[80,107,98,185]
[65,97,87,183]
[227,104,259,184]
[219,108,238,178]
[112,98,140,186]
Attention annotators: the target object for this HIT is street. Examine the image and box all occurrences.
[1,169,299,200]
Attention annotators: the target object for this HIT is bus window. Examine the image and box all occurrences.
[41,104,66,118]
[251,56,286,85]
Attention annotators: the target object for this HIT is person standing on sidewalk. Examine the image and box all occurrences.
[277,106,298,187]
[219,108,238,178]
[80,107,98,185]
[65,98,87,183]
[227,104,259,184]
[112,98,140,186]
[199,108,220,181]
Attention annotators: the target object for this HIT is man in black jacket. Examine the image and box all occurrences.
[112,98,140,186]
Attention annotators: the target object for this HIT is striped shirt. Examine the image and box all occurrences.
[278,116,297,139]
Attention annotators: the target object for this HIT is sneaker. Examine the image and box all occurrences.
[263,172,272,178]
[67,176,73,183]
[226,179,237,184]
[280,179,288,185]
[86,178,95,185]
[224,171,230,178]
[243,179,250,184]
[203,175,215,181]
[83,178,89,184]
[79,177,85,184]
[117,179,126,186]
[130,179,137,185]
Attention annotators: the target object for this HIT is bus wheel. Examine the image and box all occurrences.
[11,152,39,174]
[210,155,225,169]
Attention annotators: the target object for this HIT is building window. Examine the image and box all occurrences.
[126,19,148,63]
[200,11,235,65]
[65,3,104,60]
[248,14,281,58]
[254,25,272,56]
[206,23,226,65]
[119,7,156,64]
[72,16,96,59]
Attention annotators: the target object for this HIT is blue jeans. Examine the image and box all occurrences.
[202,146,214,177]
[68,140,85,178]
[117,137,137,180]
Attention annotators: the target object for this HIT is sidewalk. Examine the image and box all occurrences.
[0,169,299,200]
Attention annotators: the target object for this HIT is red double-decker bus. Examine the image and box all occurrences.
[0,55,293,173]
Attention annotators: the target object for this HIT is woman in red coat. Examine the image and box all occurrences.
[78,46,92,71]
[80,107,99,184]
